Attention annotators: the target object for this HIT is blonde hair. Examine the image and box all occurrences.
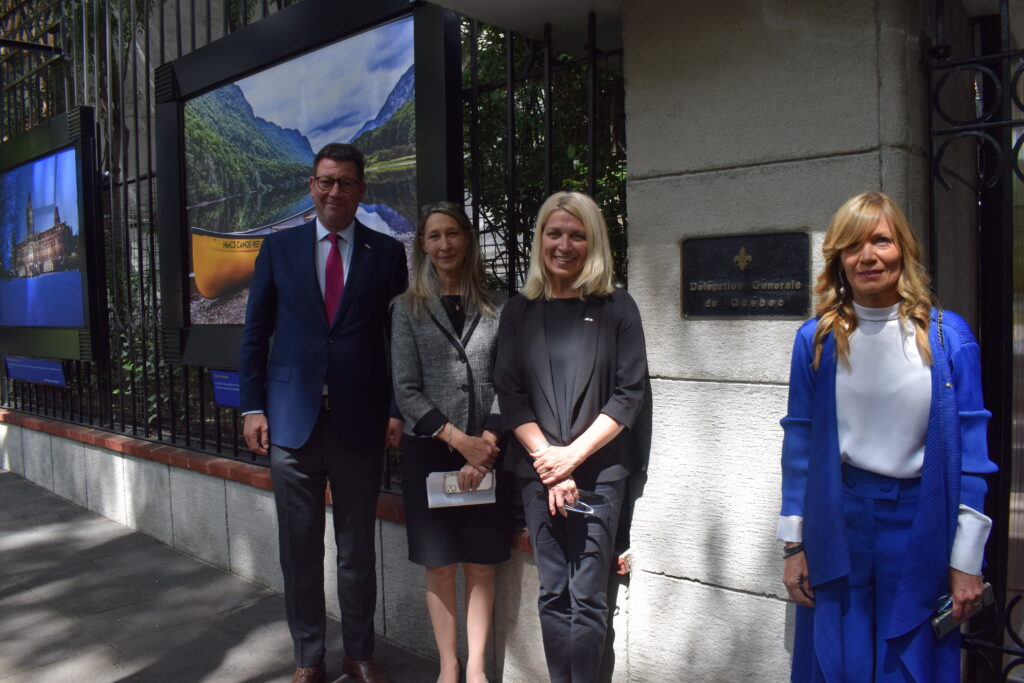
[812,192,932,369]
[401,202,496,318]
[522,192,615,300]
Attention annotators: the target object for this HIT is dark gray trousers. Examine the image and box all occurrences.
[270,410,381,666]
[520,477,625,683]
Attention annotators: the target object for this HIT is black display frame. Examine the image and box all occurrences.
[156,0,462,369]
[0,107,107,363]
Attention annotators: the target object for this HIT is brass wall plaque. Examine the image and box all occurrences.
[681,232,810,319]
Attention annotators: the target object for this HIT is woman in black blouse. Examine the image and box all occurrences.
[494,191,648,683]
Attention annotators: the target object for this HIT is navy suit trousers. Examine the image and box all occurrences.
[270,409,382,665]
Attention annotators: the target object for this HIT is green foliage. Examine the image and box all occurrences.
[462,22,628,288]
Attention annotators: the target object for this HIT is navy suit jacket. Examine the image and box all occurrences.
[239,219,408,451]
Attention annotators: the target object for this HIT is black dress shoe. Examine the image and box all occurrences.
[342,656,390,683]
[291,663,326,683]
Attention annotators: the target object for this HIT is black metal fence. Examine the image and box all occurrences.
[0,1,626,482]
[927,0,1023,678]
[462,15,626,293]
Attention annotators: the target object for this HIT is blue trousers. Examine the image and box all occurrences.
[792,464,956,682]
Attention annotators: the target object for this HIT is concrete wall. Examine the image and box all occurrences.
[621,0,930,679]
[1,423,285,592]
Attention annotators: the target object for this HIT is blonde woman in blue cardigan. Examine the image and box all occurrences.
[779,192,996,682]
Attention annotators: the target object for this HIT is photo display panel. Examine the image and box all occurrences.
[0,146,84,328]
[183,14,416,326]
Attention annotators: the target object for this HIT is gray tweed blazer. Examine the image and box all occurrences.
[390,292,505,437]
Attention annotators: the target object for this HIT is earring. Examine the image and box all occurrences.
[837,269,846,297]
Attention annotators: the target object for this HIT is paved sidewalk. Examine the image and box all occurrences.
[0,471,435,682]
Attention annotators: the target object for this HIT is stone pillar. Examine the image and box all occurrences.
[621,1,929,679]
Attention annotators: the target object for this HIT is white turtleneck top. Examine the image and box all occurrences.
[838,301,931,477]
[777,302,991,575]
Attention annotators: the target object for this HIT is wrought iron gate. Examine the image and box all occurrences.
[927,0,1023,679]
[0,2,625,485]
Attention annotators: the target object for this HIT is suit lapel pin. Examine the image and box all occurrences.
[364,243,371,249]
[584,317,595,322]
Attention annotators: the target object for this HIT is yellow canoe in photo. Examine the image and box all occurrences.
[190,206,316,300]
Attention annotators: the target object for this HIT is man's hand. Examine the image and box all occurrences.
[243,413,270,456]
[385,417,404,449]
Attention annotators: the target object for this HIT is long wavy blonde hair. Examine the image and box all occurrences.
[812,192,933,369]
[402,202,496,318]
[522,191,615,300]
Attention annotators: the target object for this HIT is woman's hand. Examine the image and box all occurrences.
[533,446,582,485]
[949,568,985,623]
[547,478,579,517]
[783,547,815,608]
[457,463,486,492]
[453,431,498,472]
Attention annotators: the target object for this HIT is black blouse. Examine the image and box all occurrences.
[544,298,587,442]
[440,295,465,337]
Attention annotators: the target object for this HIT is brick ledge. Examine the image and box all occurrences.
[0,408,532,553]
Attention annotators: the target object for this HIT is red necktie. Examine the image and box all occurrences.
[324,232,344,325]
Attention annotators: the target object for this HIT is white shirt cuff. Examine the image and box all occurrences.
[241,410,264,416]
[949,504,992,575]
[777,515,803,543]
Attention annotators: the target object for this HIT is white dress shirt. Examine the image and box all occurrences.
[316,218,354,296]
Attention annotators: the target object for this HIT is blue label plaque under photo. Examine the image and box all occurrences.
[210,370,240,408]
[5,355,67,386]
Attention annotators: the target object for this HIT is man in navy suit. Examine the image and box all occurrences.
[239,143,407,683]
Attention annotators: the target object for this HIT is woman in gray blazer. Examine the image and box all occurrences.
[390,202,508,683]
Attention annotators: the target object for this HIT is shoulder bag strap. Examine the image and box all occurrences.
[937,308,955,378]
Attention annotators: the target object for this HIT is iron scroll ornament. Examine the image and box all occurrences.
[933,130,1005,190]
[1011,62,1024,114]
[932,63,1003,127]
[1013,133,1024,184]
[960,592,1024,681]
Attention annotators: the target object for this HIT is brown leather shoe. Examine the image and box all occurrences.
[342,656,390,683]
[291,663,326,683]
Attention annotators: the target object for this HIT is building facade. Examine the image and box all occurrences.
[11,198,78,278]
[1,0,1020,680]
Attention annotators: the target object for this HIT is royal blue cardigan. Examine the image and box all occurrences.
[780,309,996,679]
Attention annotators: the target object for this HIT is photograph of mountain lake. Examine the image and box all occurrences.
[184,15,416,325]
[0,147,84,328]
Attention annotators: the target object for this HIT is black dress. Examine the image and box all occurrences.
[400,296,511,567]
